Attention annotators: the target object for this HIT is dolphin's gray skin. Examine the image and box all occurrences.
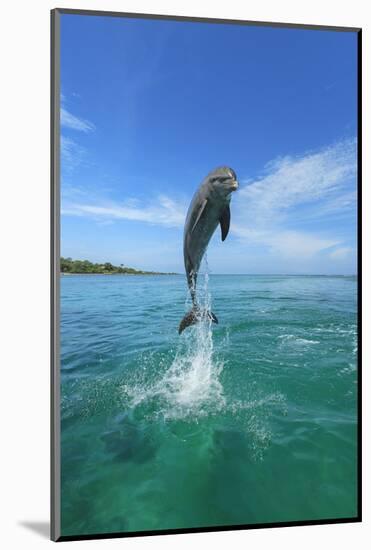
[179,166,238,334]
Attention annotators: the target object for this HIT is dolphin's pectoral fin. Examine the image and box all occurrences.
[219,205,231,241]
[191,199,208,233]
[179,307,218,334]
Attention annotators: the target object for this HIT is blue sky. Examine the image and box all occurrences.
[60,14,358,274]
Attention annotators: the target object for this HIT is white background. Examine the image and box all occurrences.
[0,0,369,548]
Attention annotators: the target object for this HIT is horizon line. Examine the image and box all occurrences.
[62,272,357,277]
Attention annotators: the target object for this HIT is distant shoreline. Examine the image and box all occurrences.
[60,257,177,276]
[61,272,179,276]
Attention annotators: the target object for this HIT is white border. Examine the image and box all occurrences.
[1,1,369,548]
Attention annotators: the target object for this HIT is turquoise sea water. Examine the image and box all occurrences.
[60,274,358,537]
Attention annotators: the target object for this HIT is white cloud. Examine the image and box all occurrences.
[233,138,356,259]
[237,138,356,225]
[232,225,338,259]
[319,190,357,216]
[329,246,353,260]
[61,107,95,133]
[61,136,86,171]
[62,195,186,228]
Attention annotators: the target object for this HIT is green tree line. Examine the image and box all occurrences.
[60,257,173,275]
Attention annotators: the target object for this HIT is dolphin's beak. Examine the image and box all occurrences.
[231,179,239,191]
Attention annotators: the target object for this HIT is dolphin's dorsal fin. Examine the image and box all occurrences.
[219,205,230,241]
[191,199,208,233]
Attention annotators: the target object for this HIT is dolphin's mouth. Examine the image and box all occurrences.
[231,180,239,191]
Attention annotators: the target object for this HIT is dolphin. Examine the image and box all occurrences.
[179,166,238,334]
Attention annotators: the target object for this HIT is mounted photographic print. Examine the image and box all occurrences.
[51,8,361,542]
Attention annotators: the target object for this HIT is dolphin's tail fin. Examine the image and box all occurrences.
[178,307,218,335]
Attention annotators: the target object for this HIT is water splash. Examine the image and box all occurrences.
[156,314,225,420]
[161,261,225,417]
[123,260,226,420]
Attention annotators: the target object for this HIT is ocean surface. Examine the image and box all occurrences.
[60,273,358,537]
